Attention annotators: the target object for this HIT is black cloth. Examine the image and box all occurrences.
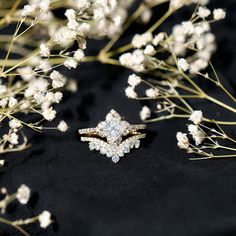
[0,0,236,235]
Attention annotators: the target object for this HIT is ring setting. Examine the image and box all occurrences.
[78,110,146,163]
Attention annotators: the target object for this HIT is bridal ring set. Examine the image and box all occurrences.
[78,109,146,163]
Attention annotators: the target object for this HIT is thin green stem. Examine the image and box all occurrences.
[0,217,29,236]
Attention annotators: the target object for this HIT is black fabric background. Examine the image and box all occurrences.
[0,0,236,235]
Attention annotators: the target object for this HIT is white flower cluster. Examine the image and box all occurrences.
[140,106,151,121]
[176,110,205,151]
[171,7,226,74]
[62,0,134,39]
[120,32,166,72]
[21,0,50,17]
[120,4,225,74]
[120,49,146,72]
[0,185,52,231]
[125,73,141,99]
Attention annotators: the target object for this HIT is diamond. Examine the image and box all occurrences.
[97,110,130,143]
[111,156,120,163]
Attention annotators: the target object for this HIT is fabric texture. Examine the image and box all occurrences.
[0,0,236,235]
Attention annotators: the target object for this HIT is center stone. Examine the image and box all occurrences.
[102,120,125,141]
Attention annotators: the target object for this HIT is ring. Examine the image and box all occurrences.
[78,109,146,163]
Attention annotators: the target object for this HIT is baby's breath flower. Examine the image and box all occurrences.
[8,132,19,145]
[131,32,153,48]
[39,0,50,13]
[197,6,211,19]
[64,59,78,69]
[57,120,68,132]
[40,43,50,57]
[145,88,159,98]
[140,8,152,24]
[0,98,8,108]
[177,58,189,71]
[125,86,137,99]
[66,79,78,92]
[8,97,17,108]
[16,185,31,205]
[0,160,5,166]
[42,107,56,121]
[17,67,35,81]
[213,8,226,21]
[74,49,85,61]
[128,74,141,87]
[140,106,151,121]
[9,119,22,129]
[152,32,165,46]
[144,45,156,55]
[189,110,203,124]
[176,132,189,149]
[21,4,37,17]
[50,70,66,89]
[38,211,52,228]
[53,27,77,47]
[54,92,63,103]
[181,21,194,35]
[188,124,205,145]
[65,9,78,30]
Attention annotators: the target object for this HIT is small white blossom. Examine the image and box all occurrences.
[125,86,137,99]
[182,21,194,35]
[9,119,22,129]
[152,32,165,46]
[189,59,208,74]
[64,59,78,69]
[57,120,68,132]
[65,9,78,30]
[145,88,159,98]
[54,92,63,103]
[131,32,153,48]
[0,98,8,108]
[74,49,85,61]
[39,0,50,13]
[40,43,50,57]
[38,211,52,228]
[65,9,76,20]
[50,70,66,89]
[213,8,226,21]
[8,132,19,145]
[66,79,78,92]
[189,110,203,124]
[177,58,189,71]
[16,185,31,205]
[42,107,56,121]
[0,160,5,166]
[128,74,141,87]
[140,8,152,24]
[176,132,189,149]
[144,45,156,55]
[197,6,211,19]
[53,27,77,47]
[17,66,35,81]
[21,4,37,17]
[188,124,205,145]
[8,97,17,108]
[120,50,145,72]
[140,106,151,121]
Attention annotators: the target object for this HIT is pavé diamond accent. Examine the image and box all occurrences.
[79,110,146,163]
